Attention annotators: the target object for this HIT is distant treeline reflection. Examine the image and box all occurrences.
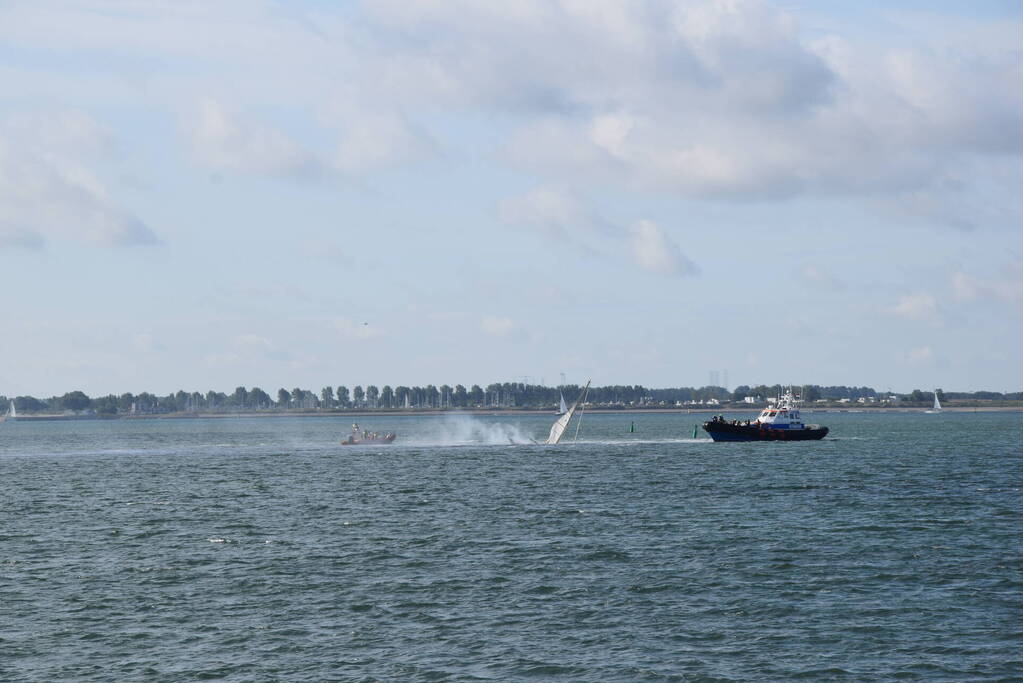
[2,384,1021,415]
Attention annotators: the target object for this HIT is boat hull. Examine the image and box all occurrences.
[340,434,396,446]
[702,423,828,442]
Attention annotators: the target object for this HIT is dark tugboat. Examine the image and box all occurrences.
[341,423,396,446]
[702,391,828,442]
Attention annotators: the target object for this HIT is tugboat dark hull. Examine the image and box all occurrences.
[703,422,828,442]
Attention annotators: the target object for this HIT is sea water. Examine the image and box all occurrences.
[1,411,1021,680]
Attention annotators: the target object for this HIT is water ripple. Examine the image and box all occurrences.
[1,412,1021,680]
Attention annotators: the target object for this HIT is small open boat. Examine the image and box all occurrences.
[341,423,396,445]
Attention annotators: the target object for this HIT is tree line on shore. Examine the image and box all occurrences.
[2,383,1021,415]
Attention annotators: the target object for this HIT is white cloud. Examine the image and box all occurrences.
[188,99,319,177]
[498,187,602,243]
[672,0,835,113]
[590,114,635,158]
[202,353,243,368]
[481,315,515,336]
[629,220,698,277]
[364,1,1021,214]
[907,345,935,365]
[997,262,1023,305]
[188,100,434,178]
[132,333,165,353]
[2,1,1019,222]
[952,262,1023,307]
[236,333,276,351]
[206,332,297,368]
[4,109,113,157]
[952,271,984,302]
[334,111,436,173]
[800,265,845,291]
[785,315,814,337]
[0,122,158,248]
[0,226,45,250]
[888,292,939,322]
[500,189,698,277]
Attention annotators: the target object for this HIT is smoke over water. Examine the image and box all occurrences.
[410,414,534,446]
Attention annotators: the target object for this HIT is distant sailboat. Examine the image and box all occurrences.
[6,400,16,421]
[557,391,568,415]
[545,381,590,445]
[926,390,942,414]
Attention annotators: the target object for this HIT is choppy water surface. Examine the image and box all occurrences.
[2,411,1021,681]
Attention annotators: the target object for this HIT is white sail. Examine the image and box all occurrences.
[546,408,574,444]
[558,391,568,415]
[545,381,590,445]
[933,391,941,412]
[9,400,15,419]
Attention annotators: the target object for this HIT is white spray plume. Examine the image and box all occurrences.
[411,413,533,446]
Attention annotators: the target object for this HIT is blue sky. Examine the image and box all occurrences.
[1,0,1021,396]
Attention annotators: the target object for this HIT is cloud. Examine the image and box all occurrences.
[204,333,293,366]
[0,226,46,249]
[952,262,1023,307]
[132,333,166,353]
[236,333,276,351]
[334,111,437,173]
[365,1,1021,215]
[188,99,435,178]
[952,271,982,302]
[3,109,114,157]
[907,345,935,365]
[996,262,1023,305]
[0,124,159,247]
[785,315,814,337]
[888,292,939,322]
[480,315,515,336]
[500,188,698,277]
[3,1,1020,228]
[629,220,698,277]
[498,187,606,244]
[800,265,845,291]
[673,0,836,112]
[188,99,320,177]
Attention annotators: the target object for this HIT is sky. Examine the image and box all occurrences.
[1,0,1021,396]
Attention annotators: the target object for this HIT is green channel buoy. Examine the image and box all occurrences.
[692,424,698,438]
[630,421,635,433]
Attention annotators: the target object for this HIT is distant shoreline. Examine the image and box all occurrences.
[6,405,1023,421]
